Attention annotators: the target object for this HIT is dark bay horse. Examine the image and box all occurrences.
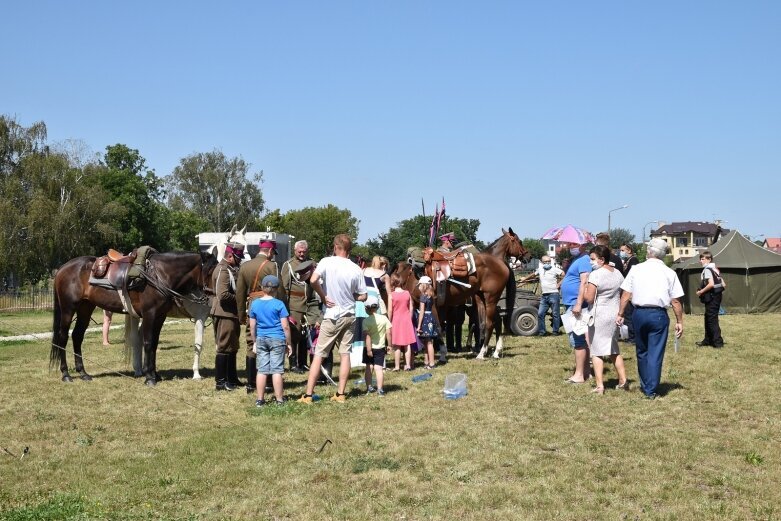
[50,252,217,386]
[397,227,528,359]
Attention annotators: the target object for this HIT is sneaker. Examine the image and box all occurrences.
[377,389,386,396]
[255,399,266,408]
[330,393,346,403]
[366,385,376,394]
[297,394,313,404]
[274,398,286,406]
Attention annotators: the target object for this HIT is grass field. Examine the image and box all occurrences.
[1,311,780,520]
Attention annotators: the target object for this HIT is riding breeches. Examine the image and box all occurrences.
[213,316,240,354]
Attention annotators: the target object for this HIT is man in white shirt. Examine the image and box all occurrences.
[616,238,684,399]
[520,255,564,335]
[298,234,367,403]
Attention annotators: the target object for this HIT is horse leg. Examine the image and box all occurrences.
[71,303,96,381]
[125,316,143,377]
[142,314,166,387]
[52,296,76,383]
[491,305,504,359]
[192,318,204,380]
[475,299,489,360]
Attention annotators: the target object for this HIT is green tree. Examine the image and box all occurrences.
[166,150,264,232]
[607,227,636,250]
[1,117,124,283]
[257,208,285,233]
[97,144,166,252]
[365,215,483,266]
[280,205,359,260]
[520,238,546,260]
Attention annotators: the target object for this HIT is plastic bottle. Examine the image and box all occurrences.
[411,373,433,383]
[354,378,365,386]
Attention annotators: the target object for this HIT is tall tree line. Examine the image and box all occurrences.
[2,114,507,286]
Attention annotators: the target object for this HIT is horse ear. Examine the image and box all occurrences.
[229,224,237,236]
[508,226,514,235]
[502,227,507,234]
[239,225,246,235]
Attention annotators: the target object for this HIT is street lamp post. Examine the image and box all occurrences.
[643,220,659,241]
[608,204,629,232]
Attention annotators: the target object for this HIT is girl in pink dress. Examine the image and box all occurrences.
[388,272,417,371]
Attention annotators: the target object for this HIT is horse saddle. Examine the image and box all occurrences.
[423,247,470,280]
[92,249,138,279]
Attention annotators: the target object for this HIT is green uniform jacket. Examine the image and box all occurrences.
[211,259,239,319]
[280,258,321,327]
[236,254,286,321]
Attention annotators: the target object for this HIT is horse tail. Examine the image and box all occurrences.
[49,286,63,369]
[503,263,516,333]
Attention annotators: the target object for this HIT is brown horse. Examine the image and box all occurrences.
[50,252,217,386]
[396,227,528,359]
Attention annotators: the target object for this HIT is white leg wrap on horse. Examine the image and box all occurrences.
[493,336,504,358]
[476,346,487,360]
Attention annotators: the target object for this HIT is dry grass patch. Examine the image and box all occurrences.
[1,312,780,519]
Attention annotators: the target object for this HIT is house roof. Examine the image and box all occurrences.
[654,222,729,236]
[765,238,781,249]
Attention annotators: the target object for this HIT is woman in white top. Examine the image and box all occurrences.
[584,245,629,395]
[362,256,391,315]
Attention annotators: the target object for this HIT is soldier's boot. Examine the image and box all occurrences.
[215,354,235,391]
[226,352,244,387]
[245,356,257,394]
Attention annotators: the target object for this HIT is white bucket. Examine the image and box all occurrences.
[443,373,468,399]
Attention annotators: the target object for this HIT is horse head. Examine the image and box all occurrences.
[502,227,530,262]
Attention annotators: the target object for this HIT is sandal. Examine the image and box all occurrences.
[391,368,400,372]
[591,386,605,395]
[615,381,630,391]
[404,367,413,372]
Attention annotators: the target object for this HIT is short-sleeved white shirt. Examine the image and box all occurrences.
[314,255,367,319]
[620,258,684,308]
[537,264,563,294]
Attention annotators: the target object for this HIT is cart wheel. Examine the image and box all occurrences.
[510,306,538,336]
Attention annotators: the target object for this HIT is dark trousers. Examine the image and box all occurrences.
[213,316,240,354]
[703,292,723,346]
[632,307,669,397]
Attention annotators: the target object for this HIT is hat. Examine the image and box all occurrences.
[224,242,244,257]
[439,232,455,242]
[419,275,432,285]
[259,239,277,251]
[647,238,668,253]
[261,274,280,288]
[365,295,379,308]
[294,260,314,273]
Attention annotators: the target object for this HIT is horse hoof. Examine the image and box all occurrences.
[80,373,93,381]
[62,375,74,383]
[475,355,485,360]
[192,374,203,380]
[145,378,157,387]
[133,372,143,378]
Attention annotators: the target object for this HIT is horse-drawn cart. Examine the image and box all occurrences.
[495,282,542,337]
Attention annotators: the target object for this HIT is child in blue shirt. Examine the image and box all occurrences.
[248,275,292,406]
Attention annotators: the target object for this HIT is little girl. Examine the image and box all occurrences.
[363,296,392,395]
[416,276,441,369]
[388,272,417,371]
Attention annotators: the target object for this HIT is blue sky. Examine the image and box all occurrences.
[3,1,780,244]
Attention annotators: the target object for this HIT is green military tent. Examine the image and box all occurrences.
[675,230,781,314]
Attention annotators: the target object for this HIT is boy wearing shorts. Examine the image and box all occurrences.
[248,275,292,406]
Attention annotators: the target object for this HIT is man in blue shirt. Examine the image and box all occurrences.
[560,242,592,384]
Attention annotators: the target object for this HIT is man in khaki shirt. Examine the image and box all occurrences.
[211,242,243,391]
[280,240,321,373]
[236,239,286,393]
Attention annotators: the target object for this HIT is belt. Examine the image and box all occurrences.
[635,305,665,310]
[289,290,306,297]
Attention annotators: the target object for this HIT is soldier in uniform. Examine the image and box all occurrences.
[438,232,456,253]
[280,240,321,373]
[211,242,244,391]
[236,239,285,394]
